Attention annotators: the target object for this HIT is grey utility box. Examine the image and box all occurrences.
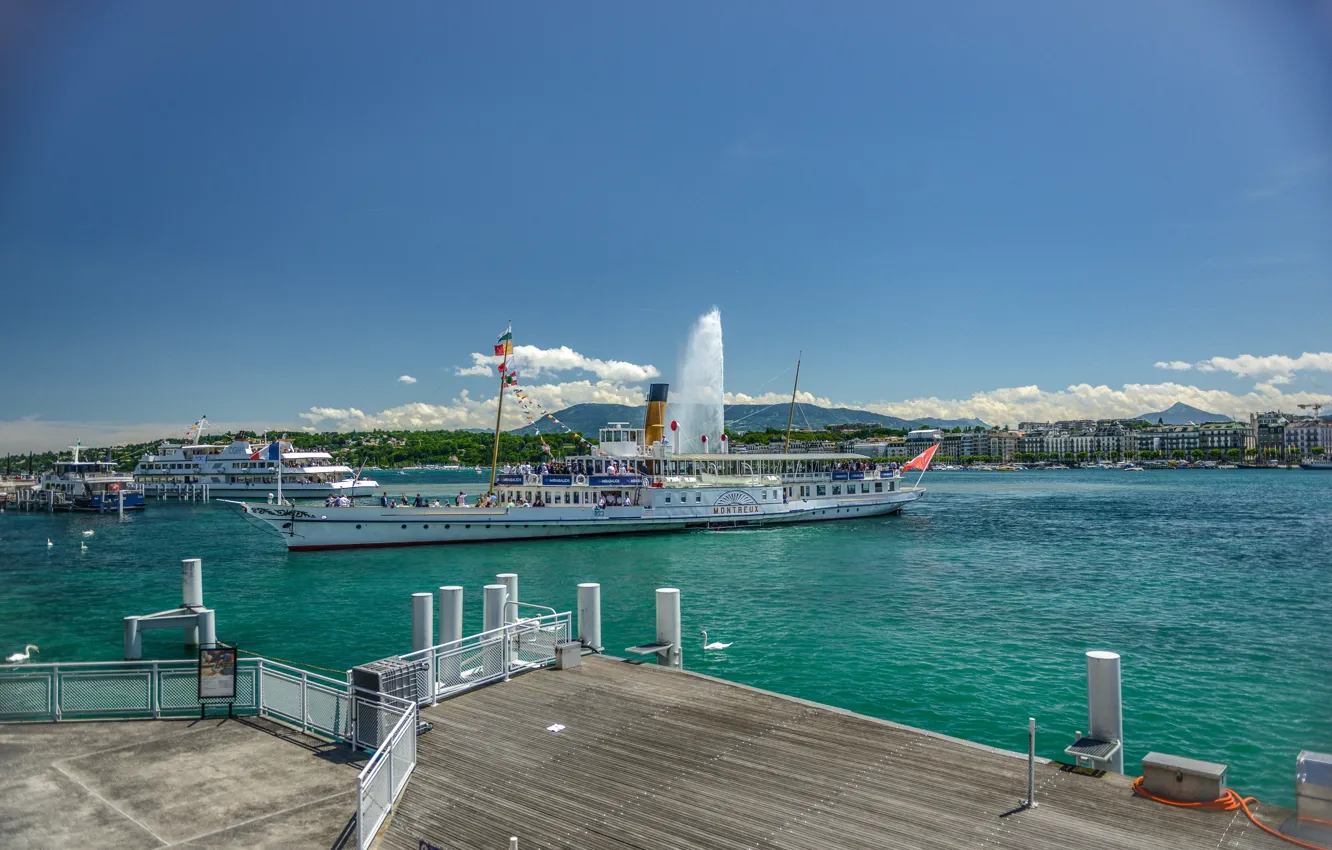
[1141,752,1227,803]
[554,642,582,670]
[1297,750,1332,826]
[351,657,429,749]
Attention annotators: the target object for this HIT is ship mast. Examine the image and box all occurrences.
[783,352,802,453]
[487,322,511,496]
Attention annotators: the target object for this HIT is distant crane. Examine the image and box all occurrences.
[1298,403,1324,421]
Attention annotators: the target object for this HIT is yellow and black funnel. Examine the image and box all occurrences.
[645,383,669,447]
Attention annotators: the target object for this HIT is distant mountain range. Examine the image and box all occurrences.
[1134,402,1233,425]
[510,403,986,436]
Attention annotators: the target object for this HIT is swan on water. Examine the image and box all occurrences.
[80,541,87,551]
[46,538,53,548]
[6,645,39,663]
[701,630,732,651]
[81,530,94,537]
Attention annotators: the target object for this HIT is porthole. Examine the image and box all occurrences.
[445,524,450,529]
[401,524,407,529]
[423,524,429,529]
[465,524,471,529]
[356,524,362,529]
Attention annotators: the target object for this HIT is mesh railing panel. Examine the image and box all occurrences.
[158,670,201,710]
[306,683,351,739]
[259,668,305,726]
[434,635,507,695]
[60,672,151,714]
[512,615,570,668]
[0,674,52,718]
[389,710,417,799]
[358,757,392,849]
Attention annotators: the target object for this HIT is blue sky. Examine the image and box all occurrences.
[2,2,1330,449]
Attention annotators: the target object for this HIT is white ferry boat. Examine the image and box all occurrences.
[225,383,931,551]
[134,423,378,498]
[40,443,146,512]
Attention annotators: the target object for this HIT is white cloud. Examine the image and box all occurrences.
[724,390,835,407]
[397,375,417,384]
[299,380,649,432]
[1156,351,1332,385]
[857,382,1332,425]
[1192,352,1332,383]
[456,345,660,383]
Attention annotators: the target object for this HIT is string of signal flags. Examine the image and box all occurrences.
[493,325,607,458]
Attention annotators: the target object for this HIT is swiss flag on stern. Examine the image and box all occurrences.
[902,443,939,472]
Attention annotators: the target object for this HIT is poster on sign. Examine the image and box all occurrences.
[198,646,238,699]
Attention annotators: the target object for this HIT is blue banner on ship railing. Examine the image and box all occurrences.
[850,471,865,480]
[541,474,573,486]
[832,471,850,481]
[589,475,642,487]
[495,474,525,485]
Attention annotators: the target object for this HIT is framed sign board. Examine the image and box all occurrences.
[198,646,238,700]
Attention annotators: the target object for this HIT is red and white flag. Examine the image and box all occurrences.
[902,443,939,472]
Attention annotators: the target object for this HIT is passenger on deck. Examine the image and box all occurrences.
[337,495,351,507]
[456,492,467,507]
[413,493,424,507]
[381,491,391,507]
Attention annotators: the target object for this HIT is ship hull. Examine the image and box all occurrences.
[230,489,924,551]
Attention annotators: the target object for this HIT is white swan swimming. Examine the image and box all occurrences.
[6,644,39,663]
[81,530,94,537]
[47,538,53,548]
[80,541,87,551]
[701,630,732,651]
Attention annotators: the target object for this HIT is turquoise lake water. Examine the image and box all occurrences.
[2,469,1329,805]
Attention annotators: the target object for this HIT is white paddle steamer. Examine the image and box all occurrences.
[226,383,931,551]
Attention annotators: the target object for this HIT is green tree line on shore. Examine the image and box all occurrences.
[6,425,1322,475]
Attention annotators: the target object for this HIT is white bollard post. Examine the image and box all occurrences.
[197,608,217,648]
[1087,650,1124,774]
[438,585,464,687]
[411,593,433,654]
[439,586,464,646]
[497,573,518,623]
[655,588,682,669]
[483,584,507,634]
[182,558,203,608]
[578,582,603,651]
[124,616,142,660]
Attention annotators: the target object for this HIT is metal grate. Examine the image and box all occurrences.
[61,672,151,715]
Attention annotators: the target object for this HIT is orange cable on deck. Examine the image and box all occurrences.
[1132,776,1328,850]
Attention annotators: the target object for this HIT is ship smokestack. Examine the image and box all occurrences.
[645,383,669,447]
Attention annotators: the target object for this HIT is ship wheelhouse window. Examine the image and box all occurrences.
[875,482,883,492]
[665,495,671,503]
[573,492,579,504]
[695,494,701,503]
[761,491,767,500]
[862,483,870,493]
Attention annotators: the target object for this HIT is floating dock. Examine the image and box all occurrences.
[379,656,1292,850]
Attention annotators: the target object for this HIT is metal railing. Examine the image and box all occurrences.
[354,690,417,850]
[0,657,350,741]
[397,611,571,706]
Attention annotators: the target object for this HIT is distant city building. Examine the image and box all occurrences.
[1285,420,1331,454]
[844,437,907,457]
[1251,411,1290,456]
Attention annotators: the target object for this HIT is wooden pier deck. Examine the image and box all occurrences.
[378,656,1293,850]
